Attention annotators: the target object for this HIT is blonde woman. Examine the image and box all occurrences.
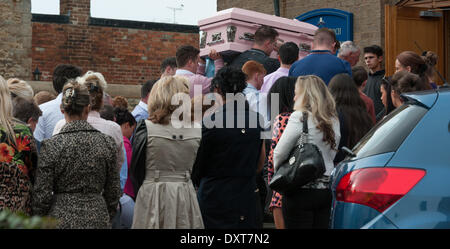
[7,78,34,100]
[53,71,124,170]
[130,76,203,229]
[0,76,38,215]
[273,75,341,229]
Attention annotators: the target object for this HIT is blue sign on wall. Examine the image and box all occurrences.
[296,8,353,43]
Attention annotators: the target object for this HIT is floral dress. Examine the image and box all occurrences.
[267,112,291,211]
[0,120,37,215]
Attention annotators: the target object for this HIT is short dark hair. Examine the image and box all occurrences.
[351,66,368,87]
[160,57,177,73]
[363,45,383,57]
[210,66,247,97]
[278,42,299,65]
[176,45,200,68]
[314,28,337,46]
[141,79,158,99]
[12,97,42,123]
[99,105,115,121]
[52,64,83,93]
[114,107,136,127]
[254,25,278,45]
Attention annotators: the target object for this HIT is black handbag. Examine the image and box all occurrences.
[269,112,326,195]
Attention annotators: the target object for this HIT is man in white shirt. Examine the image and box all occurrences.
[33,64,83,144]
[260,42,299,94]
[131,79,157,122]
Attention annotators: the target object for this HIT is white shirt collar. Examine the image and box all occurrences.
[246,83,258,91]
[138,100,148,110]
[175,69,194,76]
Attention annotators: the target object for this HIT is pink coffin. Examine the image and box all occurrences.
[198,8,318,60]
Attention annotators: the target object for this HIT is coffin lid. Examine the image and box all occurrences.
[198,8,317,35]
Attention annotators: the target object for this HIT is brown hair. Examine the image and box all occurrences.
[112,96,129,109]
[148,76,190,125]
[391,71,427,95]
[12,96,42,123]
[61,80,91,117]
[328,74,373,148]
[160,57,177,73]
[397,51,427,77]
[176,45,200,68]
[241,60,266,80]
[422,51,438,79]
[314,28,337,47]
[254,25,278,45]
[34,91,56,105]
[351,66,368,87]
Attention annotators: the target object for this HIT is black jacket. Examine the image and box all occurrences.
[229,48,280,74]
[129,119,147,199]
[363,69,385,119]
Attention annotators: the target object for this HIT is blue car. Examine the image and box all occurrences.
[330,87,450,229]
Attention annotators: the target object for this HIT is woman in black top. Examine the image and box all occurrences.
[192,67,265,229]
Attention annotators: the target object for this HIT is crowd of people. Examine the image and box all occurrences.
[0,24,441,229]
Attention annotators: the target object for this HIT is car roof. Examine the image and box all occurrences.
[401,89,440,108]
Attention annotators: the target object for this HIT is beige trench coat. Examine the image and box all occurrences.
[132,120,204,229]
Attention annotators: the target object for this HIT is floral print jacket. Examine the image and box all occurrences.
[267,112,291,211]
[0,120,38,215]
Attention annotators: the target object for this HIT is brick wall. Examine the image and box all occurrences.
[31,0,199,85]
[32,20,198,85]
[0,0,32,80]
[217,0,274,15]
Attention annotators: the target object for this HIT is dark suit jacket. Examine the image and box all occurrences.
[230,48,280,74]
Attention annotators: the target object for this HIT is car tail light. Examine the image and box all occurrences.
[336,167,425,213]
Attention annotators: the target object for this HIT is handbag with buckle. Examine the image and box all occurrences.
[269,111,326,195]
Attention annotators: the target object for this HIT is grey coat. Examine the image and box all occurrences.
[32,120,120,229]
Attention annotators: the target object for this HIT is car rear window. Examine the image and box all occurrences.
[352,103,428,159]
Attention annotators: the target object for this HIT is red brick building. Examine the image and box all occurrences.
[31,0,199,85]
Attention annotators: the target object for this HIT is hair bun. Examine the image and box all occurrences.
[423,51,438,66]
[63,87,76,107]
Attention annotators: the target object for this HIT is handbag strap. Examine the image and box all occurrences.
[300,111,309,145]
[302,111,308,134]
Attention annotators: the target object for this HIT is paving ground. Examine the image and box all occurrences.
[263,222,276,229]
